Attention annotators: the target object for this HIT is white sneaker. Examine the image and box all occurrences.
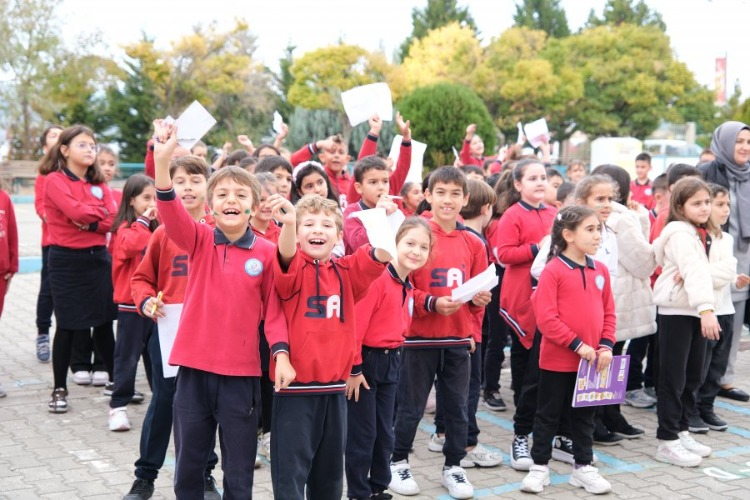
[510,434,534,471]
[441,466,473,499]
[73,371,92,385]
[91,371,109,386]
[655,439,702,467]
[255,454,261,468]
[428,433,445,452]
[258,432,271,461]
[678,431,712,458]
[460,443,502,468]
[108,407,131,432]
[520,464,550,493]
[569,465,611,494]
[389,460,420,496]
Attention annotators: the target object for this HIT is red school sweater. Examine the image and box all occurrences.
[532,254,616,372]
[407,219,487,349]
[0,190,18,275]
[111,218,154,306]
[271,245,386,395]
[34,174,49,247]
[346,134,413,204]
[493,200,557,349]
[156,187,288,376]
[43,169,116,248]
[351,264,413,374]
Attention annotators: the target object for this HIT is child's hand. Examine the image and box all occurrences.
[368,113,382,136]
[345,374,370,402]
[396,111,411,142]
[596,348,613,373]
[267,194,295,225]
[237,135,254,153]
[142,295,165,320]
[376,195,399,216]
[453,157,464,168]
[274,353,296,392]
[674,272,683,284]
[276,123,288,142]
[3,273,12,295]
[539,139,551,156]
[577,343,596,363]
[736,273,750,289]
[435,297,462,316]
[141,207,158,221]
[316,138,335,153]
[465,123,476,139]
[152,120,179,164]
[701,311,721,340]
[469,337,476,354]
[470,290,491,307]
[627,199,642,212]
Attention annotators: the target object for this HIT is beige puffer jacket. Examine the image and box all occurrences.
[608,202,657,341]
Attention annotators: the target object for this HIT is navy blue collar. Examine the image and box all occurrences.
[465,226,485,241]
[518,200,547,211]
[214,227,256,249]
[386,263,412,289]
[62,167,92,182]
[557,253,596,270]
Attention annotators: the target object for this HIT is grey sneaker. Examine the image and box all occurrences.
[643,386,657,399]
[36,334,51,363]
[624,388,656,408]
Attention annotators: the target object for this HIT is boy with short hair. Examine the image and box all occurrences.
[256,155,293,200]
[389,166,491,499]
[265,192,392,500]
[125,155,221,499]
[631,152,655,209]
[343,155,401,255]
[152,122,294,499]
[649,173,669,224]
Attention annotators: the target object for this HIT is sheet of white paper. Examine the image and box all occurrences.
[272,111,284,133]
[452,146,459,160]
[388,135,427,183]
[351,208,398,261]
[174,101,217,150]
[451,264,498,303]
[524,118,550,148]
[157,303,184,378]
[516,121,525,145]
[341,83,393,127]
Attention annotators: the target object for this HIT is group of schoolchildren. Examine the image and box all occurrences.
[2,115,748,500]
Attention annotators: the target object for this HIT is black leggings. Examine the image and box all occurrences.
[52,325,115,390]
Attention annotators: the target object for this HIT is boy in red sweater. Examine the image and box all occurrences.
[0,188,18,320]
[631,153,655,209]
[265,192,391,500]
[390,167,491,499]
[290,134,352,205]
[153,121,294,499]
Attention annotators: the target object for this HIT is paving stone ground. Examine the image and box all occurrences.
[2,200,750,499]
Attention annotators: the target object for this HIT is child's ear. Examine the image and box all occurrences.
[354,182,364,195]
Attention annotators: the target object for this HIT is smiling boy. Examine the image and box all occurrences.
[152,121,294,498]
[266,192,392,500]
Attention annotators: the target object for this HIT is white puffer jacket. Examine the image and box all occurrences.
[608,203,657,341]
[653,221,735,317]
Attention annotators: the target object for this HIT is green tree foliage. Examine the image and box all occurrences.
[513,0,571,38]
[399,0,477,61]
[273,44,297,121]
[396,83,495,168]
[545,24,696,139]
[736,98,750,127]
[586,0,666,32]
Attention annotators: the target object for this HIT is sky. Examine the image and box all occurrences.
[52,0,750,101]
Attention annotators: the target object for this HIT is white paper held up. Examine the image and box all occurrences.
[388,134,428,184]
[341,83,393,127]
[451,263,498,303]
[351,207,402,262]
[273,111,284,133]
[523,118,551,148]
[174,101,217,151]
[157,303,184,378]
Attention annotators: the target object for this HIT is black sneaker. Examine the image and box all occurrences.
[510,434,533,470]
[123,478,154,500]
[204,474,221,500]
[103,382,114,396]
[370,492,394,500]
[687,414,710,434]
[700,411,728,431]
[613,425,645,439]
[131,390,145,404]
[593,432,623,446]
[551,435,574,464]
[482,391,507,411]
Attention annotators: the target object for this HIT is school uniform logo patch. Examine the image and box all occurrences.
[645,188,652,196]
[408,297,414,317]
[244,258,263,276]
[595,274,605,290]
[90,186,104,199]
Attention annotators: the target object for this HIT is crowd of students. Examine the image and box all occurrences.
[0,115,749,500]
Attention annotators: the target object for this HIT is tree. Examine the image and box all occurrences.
[396,83,495,168]
[287,44,402,144]
[399,0,477,61]
[545,24,694,139]
[586,0,666,31]
[401,23,482,92]
[272,44,297,122]
[513,0,570,38]
[0,0,62,159]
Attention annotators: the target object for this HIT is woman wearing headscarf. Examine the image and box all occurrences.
[699,121,750,411]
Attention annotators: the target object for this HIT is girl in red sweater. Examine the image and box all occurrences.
[108,174,158,431]
[522,205,615,495]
